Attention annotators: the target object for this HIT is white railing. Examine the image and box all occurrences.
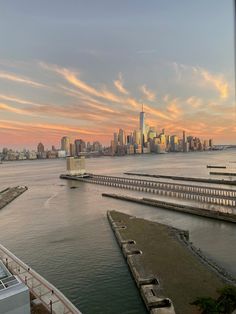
[0,244,82,314]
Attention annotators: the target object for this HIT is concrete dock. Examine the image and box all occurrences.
[0,186,28,210]
[108,210,233,314]
[103,193,236,224]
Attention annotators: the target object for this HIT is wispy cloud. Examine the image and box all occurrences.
[186,96,204,109]
[0,71,45,88]
[0,102,35,116]
[40,62,121,103]
[140,84,156,101]
[196,68,229,99]
[0,94,41,107]
[172,62,230,100]
[114,73,129,95]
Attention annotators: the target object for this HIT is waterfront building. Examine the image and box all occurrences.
[26,151,37,160]
[58,150,66,158]
[67,156,86,175]
[47,150,58,159]
[61,136,70,156]
[127,144,135,155]
[135,144,142,154]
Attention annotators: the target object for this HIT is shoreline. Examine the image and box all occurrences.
[108,210,235,314]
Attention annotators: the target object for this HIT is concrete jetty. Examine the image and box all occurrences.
[207,165,227,169]
[108,210,230,314]
[210,172,236,176]
[0,186,27,210]
[103,193,236,224]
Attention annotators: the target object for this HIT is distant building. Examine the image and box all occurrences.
[75,139,86,155]
[127,144,135,155]
[209,139,213,149]
[170,135,179,152]
[134,130,141,145]
[118,129,126,146]
[67,157,86,175]
[37,143,44,153]
[58,150,66,158]
[139,105,145,153]
[47,150,58,159]
[61,136,70,156]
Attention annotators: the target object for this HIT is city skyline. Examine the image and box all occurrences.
[0,0,234,149]
[0,106,215,161]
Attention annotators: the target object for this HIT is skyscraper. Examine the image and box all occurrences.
[61,136,70,156]
[139,104,145,153]
[118,129,126,146]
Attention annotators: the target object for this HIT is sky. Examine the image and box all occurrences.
[0,0,234,149]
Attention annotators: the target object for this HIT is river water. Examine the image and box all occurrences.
[0,150,236,314]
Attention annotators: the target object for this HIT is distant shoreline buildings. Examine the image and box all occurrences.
[0,107,215,161]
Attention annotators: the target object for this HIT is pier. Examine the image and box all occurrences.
[124,172,236,185]
[60,174,236,208]
[103,193,236,224]
[108,210,228,314]
[0,186,28,210]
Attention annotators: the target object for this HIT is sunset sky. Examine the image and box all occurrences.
[0,0,234,149]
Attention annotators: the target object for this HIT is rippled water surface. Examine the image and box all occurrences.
[0,150,236,314]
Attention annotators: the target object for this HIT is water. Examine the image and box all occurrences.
[0,150,236,314]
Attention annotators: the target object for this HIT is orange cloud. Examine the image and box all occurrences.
[196,68,229,99]
[40,62,121,103]
[0,71,45,88]
[0,94,41,107]
[114,73,129,95]
[186,97,204,108]
[0,102,35,116]
[141,84,156,101]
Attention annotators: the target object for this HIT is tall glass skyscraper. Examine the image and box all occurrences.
[139,105,145,153]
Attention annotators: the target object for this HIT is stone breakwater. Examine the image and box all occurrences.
[0,186,28,210]
[107,210,233,314]
[103,193,236,224]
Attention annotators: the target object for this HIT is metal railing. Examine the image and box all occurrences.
[0,244,82,314]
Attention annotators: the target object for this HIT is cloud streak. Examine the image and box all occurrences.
[0,71,45,88]
[141,84,156,101]
[114,73,129,95]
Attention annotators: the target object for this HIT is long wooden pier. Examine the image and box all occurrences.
[60,174,236,208]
